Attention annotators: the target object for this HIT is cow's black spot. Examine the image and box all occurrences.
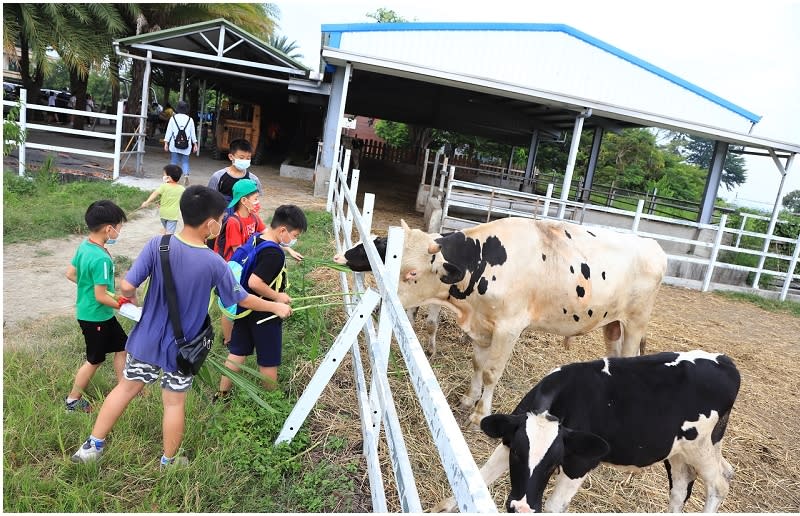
[565,230,572,239]
[542,253,546,261]
[570,265,574,274]
[678,427,699,441]
[587,231,596,237]
[482,236,508,266]
[588,309,593,317]
[437,232,508,300]
[477,277,489,295]
[573,314,580,322]
[603,311,608,318]
[602,271,606,280]
[492,275,496,281]
[576,285,585,298]
[563,308,567,314]
[581,263,590,280]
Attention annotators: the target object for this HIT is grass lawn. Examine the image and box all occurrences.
[3,184,362,511]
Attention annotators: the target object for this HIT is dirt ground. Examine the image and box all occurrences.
[4,156,800,511]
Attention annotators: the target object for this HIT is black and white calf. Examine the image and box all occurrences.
[434,350,740,513]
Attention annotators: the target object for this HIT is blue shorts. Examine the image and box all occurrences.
[161,218,178,234]
[228,316,283,367]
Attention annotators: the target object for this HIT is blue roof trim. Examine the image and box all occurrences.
[320,22,761,123]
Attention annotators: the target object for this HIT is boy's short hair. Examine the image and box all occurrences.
[229,139,252,155]
[180,185,227,226]
[163,164,183,182]
[85,200,127,232]
[270,205,307,233]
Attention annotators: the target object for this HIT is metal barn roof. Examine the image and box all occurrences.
[321,23,800,154]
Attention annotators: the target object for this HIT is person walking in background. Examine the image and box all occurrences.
[164,100,197,186]
[140,164,186,235]
[207,138,263,206]
[70,186,293,467]
[48,91,60,123]
[64,200,129,413]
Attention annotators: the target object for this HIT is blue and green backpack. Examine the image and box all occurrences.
[218,234,286,319]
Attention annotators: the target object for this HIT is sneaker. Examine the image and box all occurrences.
[71,438,104,463]
[65,397,92,413]
[159,456,189,471]
[211,390,232,405]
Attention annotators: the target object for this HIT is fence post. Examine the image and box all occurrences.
[632,199,645,234]
[421,148,430,186]
[779,234,800,301]
[18,89,27,177]
[112,100,124,180]
[542,183,554,218]
[438,166,456,233]
[734,213,747,249]
[702,214,727,292]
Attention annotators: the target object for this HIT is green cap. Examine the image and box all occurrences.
[228,179,258,209]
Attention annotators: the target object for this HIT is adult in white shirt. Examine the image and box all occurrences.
[163,100,198,185]
[48,92,60,123]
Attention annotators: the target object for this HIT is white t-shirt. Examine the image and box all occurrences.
[48,94,56,107]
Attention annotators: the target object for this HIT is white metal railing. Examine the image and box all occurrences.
[439,179,800,301]
[1,88,149,180]
[276,149,497,512]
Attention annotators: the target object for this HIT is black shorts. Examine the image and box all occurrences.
[229,315,283,367]
[77,317,128,365]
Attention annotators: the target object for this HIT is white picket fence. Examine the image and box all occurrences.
[2,88,146,179]
[274,149,497,512]
[438,174,800,301]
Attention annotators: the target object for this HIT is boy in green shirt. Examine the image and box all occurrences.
[64,200,129,412]
[141,164,185,234]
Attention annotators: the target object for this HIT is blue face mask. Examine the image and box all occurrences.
[281,238,297,248]
[233,159,250,171]
[107,225,120,245]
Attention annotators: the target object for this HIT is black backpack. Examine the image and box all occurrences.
[214,213,244,259]
[172,116,190,149]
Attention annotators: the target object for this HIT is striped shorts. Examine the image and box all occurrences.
[123,354,193,392]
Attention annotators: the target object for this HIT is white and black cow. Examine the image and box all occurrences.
[335,217,668,427]
[434,350,741,513]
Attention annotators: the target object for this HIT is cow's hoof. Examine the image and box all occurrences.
[432,497,458,513]
[467,412,485,429]
[460,396,477,409]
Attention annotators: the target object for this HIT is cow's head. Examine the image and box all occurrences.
[333,236,387,272]
[332,221,450,308]
[481,412,609,513]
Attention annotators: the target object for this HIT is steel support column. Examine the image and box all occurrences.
[136,50,152,176]
[581,127,604,202]
[698,140,728,224]
[559,109,591,218]
[320,63,352,203]
[753,152,796,287]
[522,129,540,192]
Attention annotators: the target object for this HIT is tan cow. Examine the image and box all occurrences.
[336,217,667,427]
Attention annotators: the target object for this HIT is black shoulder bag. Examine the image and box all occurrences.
[159,235,214,375]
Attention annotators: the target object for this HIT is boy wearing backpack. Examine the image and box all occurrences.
[214,204,307,402]
[70,186,293,466]
[214,179,266,347]
[163,100,197,186]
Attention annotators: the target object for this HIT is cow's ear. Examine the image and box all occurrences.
[400,219,410,231]
[439,262,464,284]
[562,428,610,461]
[481,413,525,439]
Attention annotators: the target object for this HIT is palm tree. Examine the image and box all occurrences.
[2,4,129,116]
[267,34,304,61]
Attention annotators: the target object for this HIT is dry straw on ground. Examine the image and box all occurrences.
[300,282,800,512]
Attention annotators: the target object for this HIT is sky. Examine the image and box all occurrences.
[274,0,800,211]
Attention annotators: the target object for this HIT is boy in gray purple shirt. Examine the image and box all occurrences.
[71,186,293,468]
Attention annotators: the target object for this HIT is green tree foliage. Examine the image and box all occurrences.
[374,120,410,147]
[268,34,304,60]
[677,135,747,190]
[783,189,800,213]
[366,8,409,22]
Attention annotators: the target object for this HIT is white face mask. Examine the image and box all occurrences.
[280,238,297,248]
[107,225,121,245]
[207,219,221,240]
[233,159,250,171]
